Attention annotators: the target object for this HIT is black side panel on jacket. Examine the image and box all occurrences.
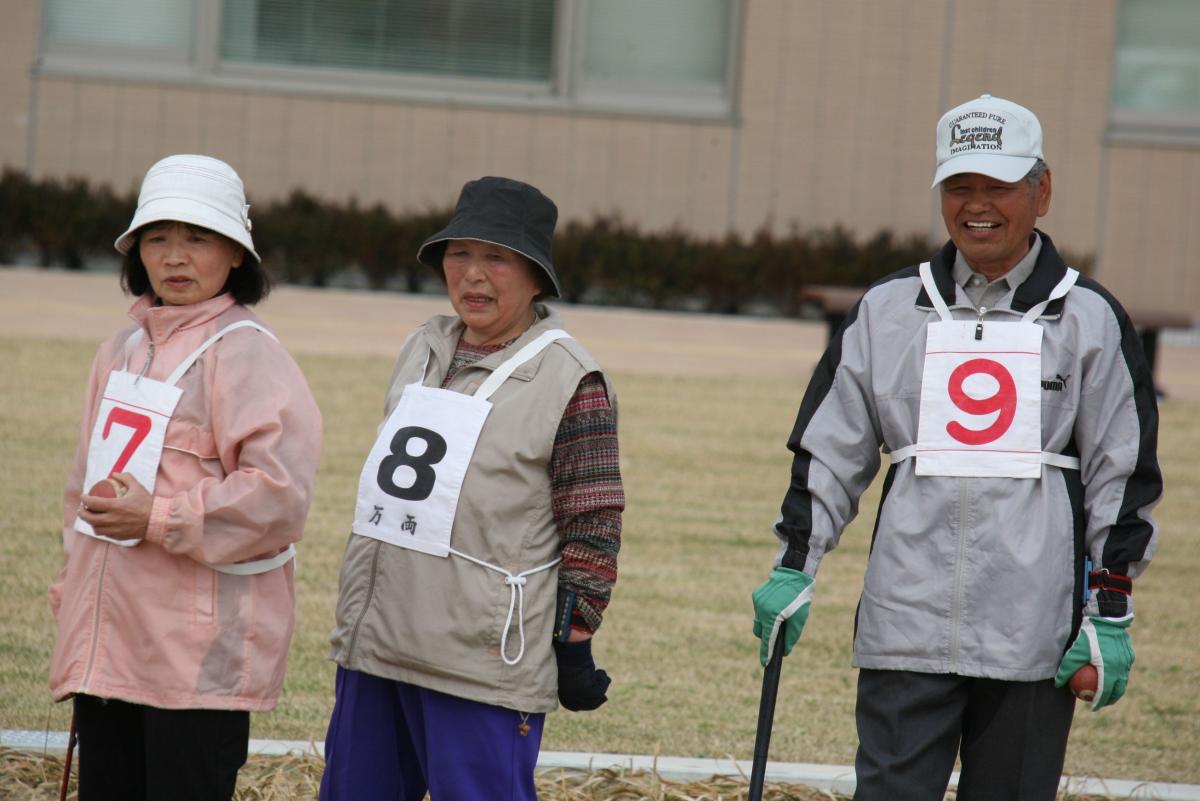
[776,265,921,569]
[1074,276,1161,612]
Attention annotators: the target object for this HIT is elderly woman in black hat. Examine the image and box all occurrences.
[320,177,624,801]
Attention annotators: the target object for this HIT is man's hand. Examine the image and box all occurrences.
[752,567,815,666]
[78,472,151,542]
[554,639,611,711]
[1054,615,1134,711]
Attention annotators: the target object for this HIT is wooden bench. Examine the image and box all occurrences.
[798,285,1193,396]
[798,285,866,339]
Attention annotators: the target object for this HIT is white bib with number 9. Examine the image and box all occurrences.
[915,320,1044,477]
[909,261,1078,479]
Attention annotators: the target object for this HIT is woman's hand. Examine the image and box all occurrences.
[552,638,610,711]
[78,472,152,542]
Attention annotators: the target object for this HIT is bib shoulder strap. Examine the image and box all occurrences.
[474,329,572,400]
[165,320,278,386]
[919,262,953,322]
[122,329,145,371]
[1021,268,1079,323]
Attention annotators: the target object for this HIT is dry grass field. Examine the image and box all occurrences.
[2,267,1198,789]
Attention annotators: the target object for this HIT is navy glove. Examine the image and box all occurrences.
[553,639,611,711]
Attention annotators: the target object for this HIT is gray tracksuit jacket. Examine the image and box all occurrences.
[776,231,1161,681]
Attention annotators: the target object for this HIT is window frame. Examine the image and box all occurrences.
[1106,0,1200,146]
[37,0,742,122]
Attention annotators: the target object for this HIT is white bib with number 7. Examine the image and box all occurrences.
[911,262,1077,478]
[353,329,571,557]
[75,321,274,546]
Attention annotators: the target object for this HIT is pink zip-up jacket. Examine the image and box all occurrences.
[48,293,322,711]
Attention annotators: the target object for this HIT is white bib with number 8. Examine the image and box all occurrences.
[353,329,571,557]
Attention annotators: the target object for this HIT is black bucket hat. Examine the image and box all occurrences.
[417,176,561,298]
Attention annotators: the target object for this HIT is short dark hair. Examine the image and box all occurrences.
[120,223,271,305]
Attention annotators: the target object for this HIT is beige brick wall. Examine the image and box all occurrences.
[0,1,40,169]
[0,0,1128,248]
[733,0,947,239]
[733,0,1117,259]
[1,0,1196,317]
[1097,143,1200,318]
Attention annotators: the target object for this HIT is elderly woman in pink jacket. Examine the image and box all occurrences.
[48,154,323,801]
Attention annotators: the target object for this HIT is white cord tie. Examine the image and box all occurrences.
[449,548,559,666]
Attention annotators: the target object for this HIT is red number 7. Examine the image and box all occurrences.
[103,407,152,475]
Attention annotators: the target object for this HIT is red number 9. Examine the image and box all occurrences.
[945,358,1017,445]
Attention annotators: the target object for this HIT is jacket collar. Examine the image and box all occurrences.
[915,229,1070,315]
[128,292,238,344]
[421,303,565,383]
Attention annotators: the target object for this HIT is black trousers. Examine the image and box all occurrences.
[852,669,1076,801]
[73,694,250,801]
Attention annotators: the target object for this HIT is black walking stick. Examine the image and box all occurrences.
[748,621,786,801]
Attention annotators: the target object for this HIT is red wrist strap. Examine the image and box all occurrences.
[1088,570,1132,596]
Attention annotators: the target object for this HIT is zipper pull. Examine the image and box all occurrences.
[136,342,156,383]
[974,306,986,340]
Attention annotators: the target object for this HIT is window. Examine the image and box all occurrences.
[39,0,739,119]
[43,0,195,73]
[1111,0,1200,138]
[577,0,732,114]
[221,0,555,83]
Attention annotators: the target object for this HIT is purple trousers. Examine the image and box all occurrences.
[319,666,546,801]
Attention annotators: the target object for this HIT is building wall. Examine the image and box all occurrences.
[24,76,739,236]
[0,1,40,168]
[1,0,1196,317]
[1099,142,1200,316]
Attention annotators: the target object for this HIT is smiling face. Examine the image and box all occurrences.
[442,239,543,346]
[139,222,244,306]
[940,169,1052,280]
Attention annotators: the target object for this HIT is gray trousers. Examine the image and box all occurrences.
[852,669,1076,801]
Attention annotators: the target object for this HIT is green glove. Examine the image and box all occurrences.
[751,567,815,667]
[1054,614,1134,711]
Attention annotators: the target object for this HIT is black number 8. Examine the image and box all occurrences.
[377,426,448,501]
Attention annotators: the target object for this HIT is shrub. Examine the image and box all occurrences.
[0,171,1094,316]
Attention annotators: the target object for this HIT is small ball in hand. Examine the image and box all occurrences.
[1069,664,1098,702]
[88,477,128,499]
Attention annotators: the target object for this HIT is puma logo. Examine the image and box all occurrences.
[1041,373,1070,392]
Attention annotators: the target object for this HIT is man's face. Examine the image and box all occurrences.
[940,169,1052,280]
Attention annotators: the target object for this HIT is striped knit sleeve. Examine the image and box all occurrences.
[550,371,624,634]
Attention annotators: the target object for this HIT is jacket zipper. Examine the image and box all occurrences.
[136,341,156,382]
[974,306,987,340]
[79,545,112,695]
[344,540,384,664]
[949,478,970,671]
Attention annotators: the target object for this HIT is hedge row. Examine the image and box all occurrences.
[0,169,1091,316]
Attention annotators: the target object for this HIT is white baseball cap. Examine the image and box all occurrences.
[931,94,1043,188]
[115,154,259,261]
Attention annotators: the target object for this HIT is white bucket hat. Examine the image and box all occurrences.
[115,154,259,261]
[931,94,1043,188]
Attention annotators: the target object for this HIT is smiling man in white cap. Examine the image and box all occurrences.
[752,95,1161,800]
